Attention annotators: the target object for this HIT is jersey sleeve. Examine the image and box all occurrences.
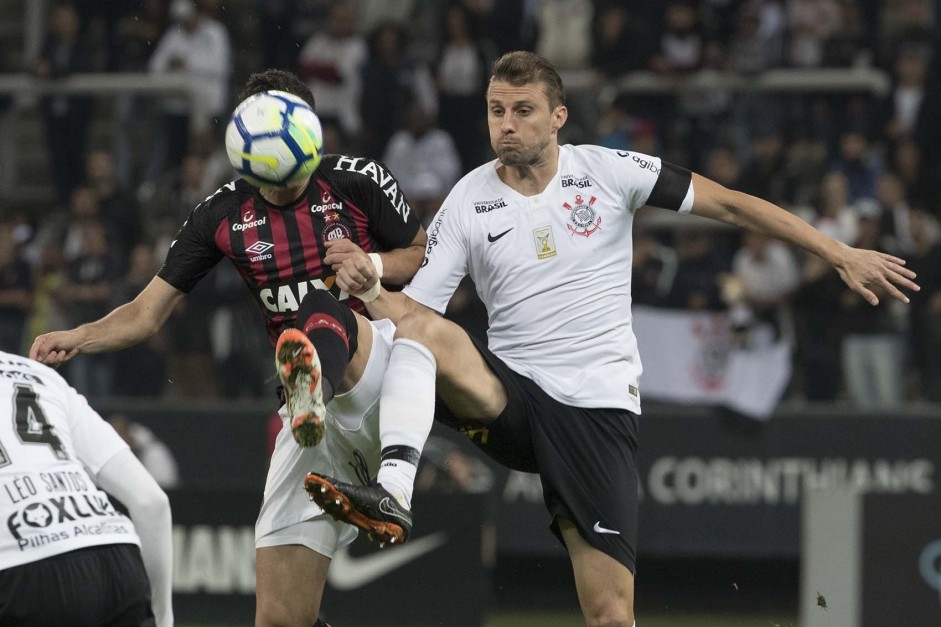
[354,158,422,250]
[613,149,694,213]
[59,382,130,476]
[401,195,468,313]
[157,199,224,293]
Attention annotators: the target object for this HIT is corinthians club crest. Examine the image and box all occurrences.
[562,194,601,237]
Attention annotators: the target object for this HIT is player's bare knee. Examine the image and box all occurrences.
[582,604,633,627]
[394,310,446,348]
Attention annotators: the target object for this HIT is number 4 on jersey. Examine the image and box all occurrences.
[0,384,68,467]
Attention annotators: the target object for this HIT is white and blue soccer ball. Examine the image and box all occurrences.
[225,90,324,188]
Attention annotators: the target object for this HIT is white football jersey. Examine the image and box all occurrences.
[404,145,694,413]
[0,355,139,569]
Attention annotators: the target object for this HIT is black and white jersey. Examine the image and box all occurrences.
[158,154,421,344]
[0,354,139,569]
[404,145,694,413]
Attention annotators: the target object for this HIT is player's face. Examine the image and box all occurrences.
[487,81,567,168]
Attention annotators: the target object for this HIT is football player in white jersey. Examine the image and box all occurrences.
[305,51,921,626]
[0,351,172,626]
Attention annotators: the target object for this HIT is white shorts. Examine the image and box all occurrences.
[254,319,395,558]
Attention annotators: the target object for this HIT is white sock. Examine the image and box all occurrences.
[377,338,436,509]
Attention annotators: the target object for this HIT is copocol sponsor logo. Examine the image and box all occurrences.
[233,217,266,231]
[311,201,343,213]
[232,211,266,231]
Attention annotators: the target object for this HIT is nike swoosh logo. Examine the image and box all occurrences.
[593,521,620,535]
[487,228,513,243]
[328,532,448,590]
[378,497,405,521]
[616,151,630,157]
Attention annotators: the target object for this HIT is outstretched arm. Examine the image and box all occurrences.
[29,276,185,366]
[689,173,920,305]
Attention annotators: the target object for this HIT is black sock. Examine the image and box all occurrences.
[297,290,359,404]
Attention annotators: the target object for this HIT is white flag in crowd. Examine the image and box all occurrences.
[633,306,791,419]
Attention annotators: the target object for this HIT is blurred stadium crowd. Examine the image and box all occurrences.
[0,0,939,406]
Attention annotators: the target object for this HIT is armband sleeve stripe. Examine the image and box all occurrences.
[646,162,693,211]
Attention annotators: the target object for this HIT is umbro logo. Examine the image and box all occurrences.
[487,228,513,243]
[247,240,274,262]
[246,241,274,255]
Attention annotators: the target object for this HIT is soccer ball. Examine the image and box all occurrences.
[225,90,324,188]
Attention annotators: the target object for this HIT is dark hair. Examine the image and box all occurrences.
[236,69,316,109]
[490,51,565,110]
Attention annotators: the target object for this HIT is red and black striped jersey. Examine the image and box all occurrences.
[157,154,421,344]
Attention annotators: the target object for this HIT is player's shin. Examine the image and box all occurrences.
[377,338,436,509]
[297,290,359,403]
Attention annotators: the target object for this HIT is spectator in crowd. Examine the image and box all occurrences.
[729,231,801,339]
[664,229,728,311]
[831,130,882,202]
[108,414,181,489]
[298,1,368,141]
[823,0,870,67]
[480,0,528,55]
[145,0,231,186]
[436,3,495,172]
[889,135,934,212]
[144,152,215,250]
[876,173,916,254]
[812,171,859,244]
[0,222,32,353]
[788,0,843,68]
[793,248,845,401]
[23,241,67,349]
[728,2,783,75]
[592,3,657,79]
[907,209,941,401]
[651,1,704,75]
[112,0,169,188]
[879,0,935,67]
[704,146,743,191]
[383,98,461,226]
[883,43,931,139]
[739,128,794,207]
[85,149,141,266]
[111,243,168,397]
[534,0,593,71]
[360,21,437,158]
[631,228,678,307]
[836,203,905,406]
[57,220,115,396]
[256,0,303,71]
[35,2,93,208]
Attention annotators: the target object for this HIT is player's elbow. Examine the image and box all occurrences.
[134,484,171,523]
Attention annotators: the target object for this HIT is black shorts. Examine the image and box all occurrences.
[436,336,640,573]
[0,544,155,627]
